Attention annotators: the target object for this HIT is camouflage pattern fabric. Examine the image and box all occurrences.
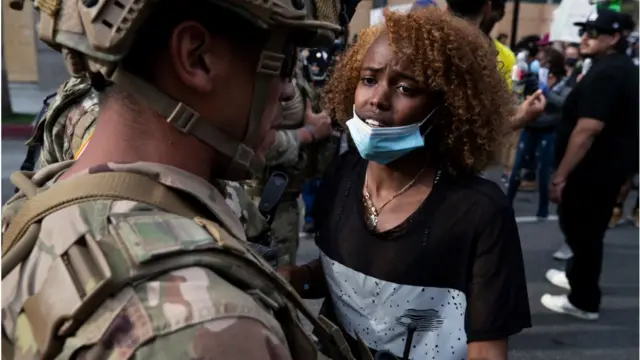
[266,129,302,168]
[1,162,291,360]
[243,62,341,266]
[29,77,99,169]
[294,61,339,181]
[251,197,301,266]
[223,181,268,239]
[243,70,309,267]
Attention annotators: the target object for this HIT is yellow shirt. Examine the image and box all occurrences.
[494,39,516,88]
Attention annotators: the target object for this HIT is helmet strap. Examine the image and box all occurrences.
[110,68,260,178]
[109,32,287,179]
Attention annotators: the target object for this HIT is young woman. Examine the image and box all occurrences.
[281,8,531,360]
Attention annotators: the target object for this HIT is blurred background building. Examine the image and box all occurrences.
[1,0,638,108]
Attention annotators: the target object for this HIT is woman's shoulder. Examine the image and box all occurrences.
[324,149,364,179]
[444,174,511,214]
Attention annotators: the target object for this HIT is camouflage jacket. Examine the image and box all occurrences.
[1,162,291,360]
[29,77,99,169]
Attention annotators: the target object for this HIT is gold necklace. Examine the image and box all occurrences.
[363,167,437,231]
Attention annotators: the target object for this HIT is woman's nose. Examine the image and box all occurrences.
[369,85,391,111]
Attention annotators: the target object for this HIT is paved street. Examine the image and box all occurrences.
[2,139,638,360]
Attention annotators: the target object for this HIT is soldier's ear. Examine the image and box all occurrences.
[170,21,217,93]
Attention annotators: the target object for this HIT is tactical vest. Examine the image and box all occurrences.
[2,169,369,360]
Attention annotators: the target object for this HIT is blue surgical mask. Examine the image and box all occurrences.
[346,106,437,165]
[529,60,541,73]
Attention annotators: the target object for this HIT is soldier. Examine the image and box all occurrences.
[25,78,320,263]
[300,37,349,233]
[243,58,335,266]
[1,0,360,359]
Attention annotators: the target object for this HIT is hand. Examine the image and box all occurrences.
[276,265,296,282]
[549,174,566,204]
[513,90,546,129]
[303,99,333,141]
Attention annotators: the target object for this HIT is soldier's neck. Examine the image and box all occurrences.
[62,106,217,181]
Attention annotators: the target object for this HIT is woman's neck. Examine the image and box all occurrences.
[366,151,436,196]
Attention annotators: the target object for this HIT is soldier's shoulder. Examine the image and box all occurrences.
[57,211,289,359]
[65,283,290,359]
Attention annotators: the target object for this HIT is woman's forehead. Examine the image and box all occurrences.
[362,34,412,73]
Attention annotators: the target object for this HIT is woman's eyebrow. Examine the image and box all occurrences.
[392,69,419,83]
[362,66,384,73]
[362,66,418,82]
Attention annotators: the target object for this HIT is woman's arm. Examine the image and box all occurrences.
[279,259,328,299]
[465,202,531,357]
[467,340,508,360]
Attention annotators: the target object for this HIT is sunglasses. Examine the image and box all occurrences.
[578,27,615,39]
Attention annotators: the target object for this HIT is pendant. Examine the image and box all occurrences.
[366,209,378,231]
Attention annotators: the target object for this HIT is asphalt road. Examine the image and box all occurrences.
[3,139,638,360]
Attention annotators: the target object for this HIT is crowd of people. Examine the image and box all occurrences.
[1,0,638,359]
[490,8,639,321]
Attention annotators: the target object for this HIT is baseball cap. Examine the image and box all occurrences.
[574,8,626,33]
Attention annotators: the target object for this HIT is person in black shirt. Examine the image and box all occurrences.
[279,8,531,360]
[543,8,639,320]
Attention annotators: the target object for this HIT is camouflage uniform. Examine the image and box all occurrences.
[2,162,295,360]
[243,64,339,267]
[2,0,355,357]
[27,77,99,169]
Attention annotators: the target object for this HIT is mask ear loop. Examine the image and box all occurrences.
[418,106,439,137]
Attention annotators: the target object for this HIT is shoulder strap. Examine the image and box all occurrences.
[195,217,361,360]
[70,109,98,158]
[2,172,200,276]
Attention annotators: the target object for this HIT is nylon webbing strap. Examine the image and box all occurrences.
[110,68,262,177]
[70,112,96,158]
[2,172,199,257]
[194,218,356,360]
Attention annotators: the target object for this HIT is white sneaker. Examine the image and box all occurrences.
[540,294,599,320]
[552,244,573,261]
[545,269,571,290]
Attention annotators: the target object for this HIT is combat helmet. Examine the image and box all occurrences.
[8,0,352,178]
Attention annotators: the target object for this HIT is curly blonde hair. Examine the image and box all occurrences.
[322,8,514,175]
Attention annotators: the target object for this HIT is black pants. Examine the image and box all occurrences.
[558,174,625,312]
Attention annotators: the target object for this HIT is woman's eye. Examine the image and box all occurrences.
[397,85,413,94]
[361,77,376,86]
